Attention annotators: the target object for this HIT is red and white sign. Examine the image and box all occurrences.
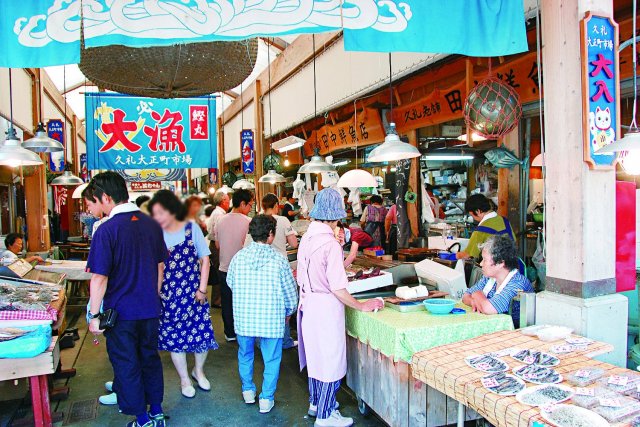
[189,105,209,140]
[131,181,162,191]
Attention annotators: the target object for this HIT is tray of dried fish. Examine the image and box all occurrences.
[571,386,618,409]
[566,367,606,387]
[0,327,31,342]
[464,354,509,373]
[511,349,559,367]
[480,372,525,396]
[540,404,609,427]
[513,364,562,384]
[515,384,574,406]
[598,372,640,394]
[591,395,640,423]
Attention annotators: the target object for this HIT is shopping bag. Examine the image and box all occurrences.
[532,232,546,290]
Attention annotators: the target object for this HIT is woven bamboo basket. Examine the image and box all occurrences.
[79,38,258,98]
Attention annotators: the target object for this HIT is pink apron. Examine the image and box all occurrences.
[297,222,349,382]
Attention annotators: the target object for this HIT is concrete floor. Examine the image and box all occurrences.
[4,308,386,427]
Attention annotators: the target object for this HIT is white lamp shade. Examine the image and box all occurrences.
[72,183,89,199]
[218,185,234,194]
[258,170,287,183]
[23,123,64,153]
[531,153,544,167]
[51,170,85,186]
[298,150,336,174]
[368,132,421,163]
[232,179,255,190]
[0,128,44,167]
[337,169,378,188]
[595,130,640,154]
[272,135,306,153]
[456,131,487,142]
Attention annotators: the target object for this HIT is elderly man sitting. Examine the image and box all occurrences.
[462,235,533,327]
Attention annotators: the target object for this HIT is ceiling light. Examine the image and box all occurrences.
[298,148,336,173]
[368,123,421,162]
[218,185,234,194]
[333,159,350,167]
[258,169,287,183]
[23,123,64,153]
[51,170,84,186]
[232,179,255,190]
[272,135,306,153]
[422,154,475,161]
[72,183,89,199]
[337,169,378,188]
[0,128,44,167]
[456,131,488,142]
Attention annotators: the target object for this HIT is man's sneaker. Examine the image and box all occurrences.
[225,335,237,342]
[99,392,117,405]
[308,401,340,417]
[314,410,353,427]
[149,412,166,427]
[105,381,113,392]
[259,399,275,414]
[242,390,256,404]
[125,420,155,427]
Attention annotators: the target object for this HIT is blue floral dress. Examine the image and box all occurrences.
[158,223,218,353]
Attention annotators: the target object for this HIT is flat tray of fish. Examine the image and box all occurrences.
[511,349,560,367]
[480,372,525,396]
[464,354,509,373]
[540,404,609,427]
[515,384,574,406]
[513,364,562,384]
[0,327,31,342]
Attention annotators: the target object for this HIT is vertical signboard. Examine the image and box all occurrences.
[581,12,619,169]
[208,168,218,185]
[240,129,255,174]
[47,119,65,172]
[79,153,88,181]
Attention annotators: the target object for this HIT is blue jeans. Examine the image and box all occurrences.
[237,336,283,401]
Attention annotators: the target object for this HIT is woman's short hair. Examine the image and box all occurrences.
[184,195,203,212]
[465,194,492,214]
[249,214,276,243]
[369,195,383,205]
[479,235,519,271]
[148,190,187,221]
[261,193,279,210]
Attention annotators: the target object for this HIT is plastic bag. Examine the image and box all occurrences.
[532,231,546,290]
[0,325,51,358]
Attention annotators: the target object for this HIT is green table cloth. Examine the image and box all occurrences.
[345,303,514,363]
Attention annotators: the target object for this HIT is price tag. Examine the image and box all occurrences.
[481,377,500,388]
[475,362,493,371]
[575,387,595,396]
[575,370,592,378]
[608,376,629,386]
[524,355,536,364]
[551,344,575,354]
[566,337,592,345]
[599,397,622,407]
[540,404,557,413]
[492,348,516,358]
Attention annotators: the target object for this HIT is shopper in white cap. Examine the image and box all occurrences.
[296,188,383,427]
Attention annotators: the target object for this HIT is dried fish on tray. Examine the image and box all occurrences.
[513,364,562,384]
[0,282,59,311]
[540,404,609,427]
[598,372,640,394]
[571,386,618,409]
[511,349,559,367]
[591,395,640,423]
[515,384,574,406]
[565,367,605,387]
[346,267,382,282]
[464,354,509,373]
[480,372,525,396]
[0,327,31,342]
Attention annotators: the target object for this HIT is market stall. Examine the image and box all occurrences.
[345,301,514,426]
[410,328,626,427]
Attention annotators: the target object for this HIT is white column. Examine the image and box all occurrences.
[537,0,627,366]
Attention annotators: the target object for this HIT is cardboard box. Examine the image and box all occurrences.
[347,271,394,294]
[363,248,385,257]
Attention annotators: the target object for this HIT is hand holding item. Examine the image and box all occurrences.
[89,317,104,336]
[360,297,384,312]
[195,288,207,305]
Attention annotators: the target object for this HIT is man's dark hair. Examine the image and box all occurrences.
[84,172,129,204]
[232,189,253,209]
[204,205,215,217]
[135,195,150,207]
[464,194,492,214]
[480,235,519,271]
[5,233,23,248]
[249,215,276,243]
[148,190,187,221]
[262,193,279,210]
[370,195,383,205]
[286,193,294,200]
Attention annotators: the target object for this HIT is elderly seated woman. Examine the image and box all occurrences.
[462,235,534,327]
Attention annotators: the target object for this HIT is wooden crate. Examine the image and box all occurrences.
[346,336,478,426]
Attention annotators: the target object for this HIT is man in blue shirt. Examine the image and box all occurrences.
[86,172,168,427]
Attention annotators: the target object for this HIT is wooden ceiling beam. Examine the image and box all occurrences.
[261,37,289,51]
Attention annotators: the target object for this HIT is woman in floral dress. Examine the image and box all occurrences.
[149,190,218,398]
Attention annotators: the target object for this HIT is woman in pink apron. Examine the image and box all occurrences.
[297,189,383,427]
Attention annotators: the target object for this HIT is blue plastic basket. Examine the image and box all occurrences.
[423,299,456,315]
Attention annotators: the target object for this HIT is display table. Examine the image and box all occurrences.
[0,337,60,427]
[345,304,514,426]
[36,260,90,281]
[410,330,614,427]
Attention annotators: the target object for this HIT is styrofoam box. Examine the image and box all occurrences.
[347,271,394,294]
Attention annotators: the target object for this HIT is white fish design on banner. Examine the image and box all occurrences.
[13,0,413,48]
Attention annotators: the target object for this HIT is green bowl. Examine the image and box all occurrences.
[532,213,544,223]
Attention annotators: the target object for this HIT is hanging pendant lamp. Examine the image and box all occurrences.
[218,184,234,194]
[72,183,89,199]
[24,122,64,153]
[232,178,255,190]
[0,128,44,167]
[368,54,420,163]
[298,148,336,174]
[337,104,377,188]
[51,170,84,186]
[258,169,287,184]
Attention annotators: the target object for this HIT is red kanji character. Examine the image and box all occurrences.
[591,80,614,102]
[100,110,141,153]
[144,109,186,153]
[590,53,613,79]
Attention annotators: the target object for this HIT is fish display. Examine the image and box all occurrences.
[465,354,509,373]
[511,349,559,367]
[481,372,524,396]
[484,147,526,169]
[517,384,573,406]
[513,364,562,384]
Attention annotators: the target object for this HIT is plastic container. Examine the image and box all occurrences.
[572,387,618,409]
[423,299,456,315]
[566,367,606,387]
[592,395,640,423]
[535,326,573,342]
[598,373,640,394]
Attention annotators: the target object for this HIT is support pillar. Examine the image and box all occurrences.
[537,0,627,366]
[254,80,264,202]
